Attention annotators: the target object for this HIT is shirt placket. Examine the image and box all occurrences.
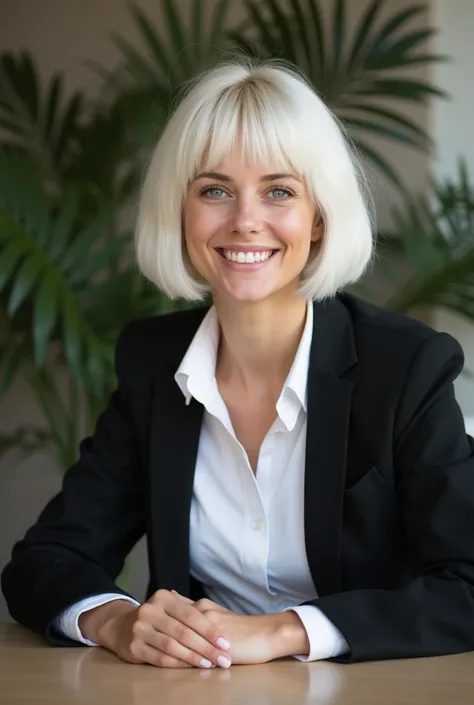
[240,433,277,595]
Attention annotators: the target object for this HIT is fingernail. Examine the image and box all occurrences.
[200,658,213,669]
[217,655,232,668]
[216,637,231,650]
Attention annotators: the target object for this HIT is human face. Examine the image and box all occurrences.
[183,146,322,304]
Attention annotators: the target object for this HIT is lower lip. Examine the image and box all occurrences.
[217,251,278,271]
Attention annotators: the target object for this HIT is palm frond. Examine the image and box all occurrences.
[0,151,124,396]
[383,159,474,323]
[230,0,446,191]
[95,0,231,142]
[0,51,84,188]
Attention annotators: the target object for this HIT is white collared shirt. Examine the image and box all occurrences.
[56,302,348,661]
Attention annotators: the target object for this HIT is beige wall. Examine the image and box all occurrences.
[0,0,435,621]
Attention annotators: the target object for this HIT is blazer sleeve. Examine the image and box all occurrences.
[1,322,146,644]
[311,332,474,662]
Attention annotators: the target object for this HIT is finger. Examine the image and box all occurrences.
[165,599,232,653]
[173,592,228,614]
[150,631,220,669]
[144,614,232,668]
[171,590,194,604]
[137,643,194,669]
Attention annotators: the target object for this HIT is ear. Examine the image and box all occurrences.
[311,212,324,243]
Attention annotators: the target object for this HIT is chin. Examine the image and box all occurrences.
[221,285,278,304]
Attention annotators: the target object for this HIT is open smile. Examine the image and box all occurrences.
[216,248,279,266]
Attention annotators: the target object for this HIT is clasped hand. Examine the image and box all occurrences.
[100,589,304,669]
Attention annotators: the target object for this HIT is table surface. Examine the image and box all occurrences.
[1,623,474,705]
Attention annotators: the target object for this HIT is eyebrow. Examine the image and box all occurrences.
[193,171,301,183]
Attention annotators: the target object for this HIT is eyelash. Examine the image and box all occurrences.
[199,184,295,200]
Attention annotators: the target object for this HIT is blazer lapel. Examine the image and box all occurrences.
[304,297,357,597]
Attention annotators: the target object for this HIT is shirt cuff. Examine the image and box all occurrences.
[285,605,350,661]
[53,593,140,646]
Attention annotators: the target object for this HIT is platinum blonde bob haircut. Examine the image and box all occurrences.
[136,57,374,301]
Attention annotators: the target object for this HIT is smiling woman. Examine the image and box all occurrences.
[3,56,474,672]
[135,58,374,302]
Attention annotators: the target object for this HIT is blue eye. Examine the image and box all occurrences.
[201,186,228,199]
[268,187,292,200]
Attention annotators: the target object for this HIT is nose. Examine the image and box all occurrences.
[230,193,264,236]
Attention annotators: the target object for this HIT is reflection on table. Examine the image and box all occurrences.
[1,623,474,705]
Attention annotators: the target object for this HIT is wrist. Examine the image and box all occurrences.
[79,600,137,647]
[269,611,310,659]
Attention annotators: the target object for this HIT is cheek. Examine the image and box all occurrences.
[271,208,314,247]
[184,205,222,248]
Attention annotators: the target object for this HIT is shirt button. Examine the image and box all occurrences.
[251,519,264,531]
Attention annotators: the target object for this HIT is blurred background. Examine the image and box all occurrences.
[1,0,473,621]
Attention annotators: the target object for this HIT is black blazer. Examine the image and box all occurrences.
[3,293,474,663]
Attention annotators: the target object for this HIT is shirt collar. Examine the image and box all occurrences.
[174,306,220,407]
[175,301,314,431]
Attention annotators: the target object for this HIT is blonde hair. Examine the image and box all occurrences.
[136,56,374,301]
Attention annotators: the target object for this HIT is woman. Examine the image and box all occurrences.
[3,58,474,670]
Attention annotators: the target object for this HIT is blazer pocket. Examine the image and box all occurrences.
[344,466,388,506]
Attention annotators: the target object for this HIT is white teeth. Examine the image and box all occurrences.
[222,250,273,264]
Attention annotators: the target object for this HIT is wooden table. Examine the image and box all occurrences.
[1,622,473,704]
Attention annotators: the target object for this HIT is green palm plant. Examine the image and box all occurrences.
[377,160,474,322]
[107,0,446,190]
[0,150,189,468]
[91,0,232,148]
[0,52,83,193]
[228,0,447,191]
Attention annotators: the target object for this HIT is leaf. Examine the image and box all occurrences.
[347,116,425,149]
[59,211,110,274]
[48,189,79,263]
[0,235,30,294]
[287,0,313,70]
[208,0,229,55]
[43,74,61,141]
[7,253,43,315]
[332,0,345,76]
[52,92,83,167]
[378,161,474,324]
[367,6,426,56]
[266,0,298,63]
[110,32,159,85]
[347,0,382,71]
[352,78,447,101]
[192,0,204,63]
[33,273,59,366]
[307,0,326,79]
[129,3,177,83]
[164,0,190,76]
[343,103,431,146]
[68,235,128,286]
[61,292,83,379]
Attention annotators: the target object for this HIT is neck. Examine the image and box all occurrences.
[214,291,309,396]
